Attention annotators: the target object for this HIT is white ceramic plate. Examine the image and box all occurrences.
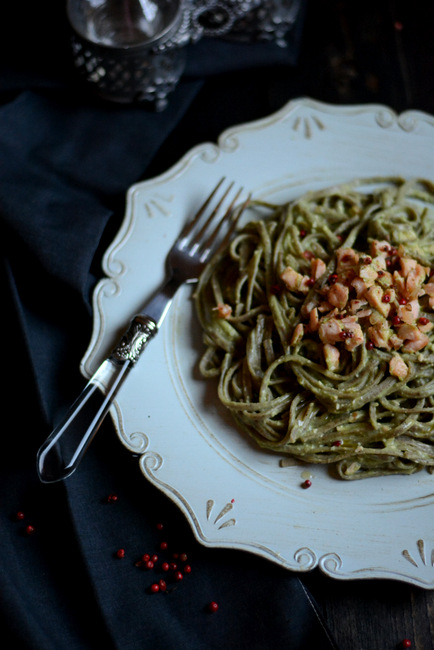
[81,98,434,588]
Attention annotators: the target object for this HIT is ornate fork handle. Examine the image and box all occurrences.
[110,315,158,364]
[36,313,158,483]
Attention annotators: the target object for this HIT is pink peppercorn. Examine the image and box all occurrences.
[401,640,412,649]
[270,284,282,296]
[115,548,125,559]
[302,479,312,489]
[208,601,219,613]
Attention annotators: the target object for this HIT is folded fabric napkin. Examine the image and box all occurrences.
[0,1,338,648]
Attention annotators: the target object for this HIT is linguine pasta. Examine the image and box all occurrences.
[194,178,434,480]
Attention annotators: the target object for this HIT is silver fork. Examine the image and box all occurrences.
[37,178,247,483]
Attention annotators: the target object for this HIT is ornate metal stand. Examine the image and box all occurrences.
[67,0,301,110]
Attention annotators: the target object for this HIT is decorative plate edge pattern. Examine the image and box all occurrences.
[402,539,434,569]
[80,277,122,378]
[217,97,434,149]
[319,556,434,590]
[133,442,434,589]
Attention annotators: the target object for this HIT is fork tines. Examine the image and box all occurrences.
[180,177,249,261]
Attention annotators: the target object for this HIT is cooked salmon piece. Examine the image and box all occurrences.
[323,343,340,371]
[370,240,393,257]
[404,264,428,300]
[309,307,320,332]
[424,281,434,309]
[348,298,367,313]
[328,282,349,310]
[351,276,368,298]
[400,256,418,277]
[397,323,429,352]
[214,303,232,319]
[367,325,392,349]
[359,263,378,285]
[423,280,434,297]
[280,266,310,294]
[336,247,359,271]
[397,299,419,324]
[318,317,343,345]
[311,258,327,280]
[341,318,364,351]
[418,319,433,333]
[291,323,305,345]
[365,285,390,318]
[389,354,409,379]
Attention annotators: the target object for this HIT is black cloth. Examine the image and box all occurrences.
[0,1,339,649]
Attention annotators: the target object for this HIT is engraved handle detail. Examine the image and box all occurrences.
[110,315,158,363]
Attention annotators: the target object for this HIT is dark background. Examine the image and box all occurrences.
[1,1,433,649]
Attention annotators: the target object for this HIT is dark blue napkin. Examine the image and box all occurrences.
[0,1,338,648]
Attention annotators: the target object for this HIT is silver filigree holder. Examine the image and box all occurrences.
[67,0,301,110]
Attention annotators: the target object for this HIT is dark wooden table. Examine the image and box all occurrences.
[288,2,434,648]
